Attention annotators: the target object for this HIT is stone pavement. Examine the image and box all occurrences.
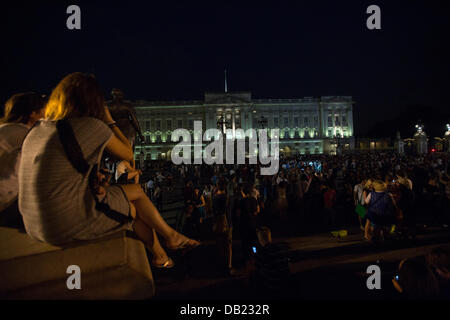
[150,223,450,300]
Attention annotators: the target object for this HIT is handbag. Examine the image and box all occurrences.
[355,203,367,218]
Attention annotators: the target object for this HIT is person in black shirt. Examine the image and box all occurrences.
[237,183,260,264]
[397,178,416,239]
[251,227,292,297]
[212,181,235,275]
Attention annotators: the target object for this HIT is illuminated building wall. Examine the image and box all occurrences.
[133,92,355,160]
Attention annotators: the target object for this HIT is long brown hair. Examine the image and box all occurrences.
[45,72,105,120]
[1,92,46,124]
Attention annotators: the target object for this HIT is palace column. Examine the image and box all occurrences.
[319,101,324,137]
[332,107,336,137]
[347,105,354,137]
[232,107,236,138]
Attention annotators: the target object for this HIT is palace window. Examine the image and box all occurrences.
[145,121,150,130]
[284,118,289,127]
[304,117,309,127]
[274,118,279,127]
[178,119,183,128]
[235,114,241,127]
[156,120,161,131]
[294,117,299,127]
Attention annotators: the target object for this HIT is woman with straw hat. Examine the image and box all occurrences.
[364,180,396,241]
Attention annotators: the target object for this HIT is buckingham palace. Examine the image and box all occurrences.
[131,91,355,160]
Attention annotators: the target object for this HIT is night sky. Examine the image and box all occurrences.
[1,0,449,136]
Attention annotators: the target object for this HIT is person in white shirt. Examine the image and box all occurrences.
[156,172,165,183]
[0,92,46,226]
[146,177,155,199]
[115,160,141,184]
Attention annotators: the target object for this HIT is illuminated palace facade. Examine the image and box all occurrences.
[133,92,355,160]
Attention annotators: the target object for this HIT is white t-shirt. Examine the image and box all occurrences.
[115,161,128,181]
[0,123,30,211]
[354,183,365,205]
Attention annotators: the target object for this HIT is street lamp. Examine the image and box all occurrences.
[415,123,424,134]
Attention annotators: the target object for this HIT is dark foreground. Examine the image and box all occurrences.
[150,222,450,300]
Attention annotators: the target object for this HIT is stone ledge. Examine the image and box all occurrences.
[0,227,155,299]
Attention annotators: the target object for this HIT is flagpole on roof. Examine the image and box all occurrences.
[224,69,228,93]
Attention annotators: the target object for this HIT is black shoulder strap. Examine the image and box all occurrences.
[56,119,100,195]
[56,119,132,224]
[56,119,89,174]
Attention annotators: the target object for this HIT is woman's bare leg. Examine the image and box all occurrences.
[122,184,198,248]
[134,218,171,265]
[358,216,364,231]
[129,202,170,263]
[364,219,371,240]
[227,237,233,269]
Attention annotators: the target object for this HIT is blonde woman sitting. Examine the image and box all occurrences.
[19,73,199,269]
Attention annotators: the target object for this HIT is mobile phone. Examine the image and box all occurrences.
[394,275,399,281]
[252,246,257,254]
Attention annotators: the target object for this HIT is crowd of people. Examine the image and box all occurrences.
[1,72,450,298]
[154,152,449,240]
[143,150,450,295]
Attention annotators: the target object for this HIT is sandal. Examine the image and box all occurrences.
[167,238,200,253]
[152,257,175,269]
